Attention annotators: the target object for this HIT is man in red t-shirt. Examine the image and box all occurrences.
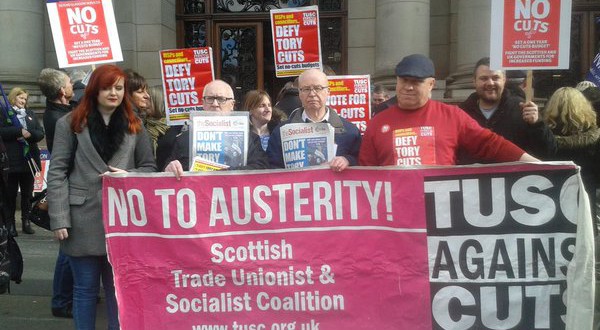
[359,54,539,166]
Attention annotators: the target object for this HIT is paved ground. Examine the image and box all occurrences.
[0,215,107,329]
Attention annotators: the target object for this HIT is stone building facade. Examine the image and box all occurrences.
[0,0,598,106]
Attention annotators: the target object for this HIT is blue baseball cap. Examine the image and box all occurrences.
[395,54,435,79]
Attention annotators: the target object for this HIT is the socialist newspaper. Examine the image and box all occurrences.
[280,123,335,168]
[189,112,250,171]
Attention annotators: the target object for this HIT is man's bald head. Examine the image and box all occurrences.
[202,79,235,112]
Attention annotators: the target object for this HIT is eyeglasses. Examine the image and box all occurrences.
[203,96,234,104]
[299,86,329,94]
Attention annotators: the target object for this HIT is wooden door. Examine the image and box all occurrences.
[214,22,264,106]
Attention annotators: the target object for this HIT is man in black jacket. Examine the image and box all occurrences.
[40,68,74,154]
[38,67,74,318]
[458,57,555,164]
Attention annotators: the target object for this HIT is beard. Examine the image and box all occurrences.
[478,87,502,104]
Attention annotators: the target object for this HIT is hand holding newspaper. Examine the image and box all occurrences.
[280,122,336,169]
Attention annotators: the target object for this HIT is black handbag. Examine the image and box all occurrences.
[28,189,50,230]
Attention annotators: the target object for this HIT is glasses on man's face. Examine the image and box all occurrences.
[299,86,329,94]
[203,96,234,105]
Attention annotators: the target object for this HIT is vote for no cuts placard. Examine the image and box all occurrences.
[160,47,215,126]
[326,75,371,134]
[270,6,322,77]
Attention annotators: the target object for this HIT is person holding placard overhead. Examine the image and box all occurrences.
[457,57,555,164]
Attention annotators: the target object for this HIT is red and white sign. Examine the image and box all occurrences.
[103,163,594,329]
[490,0,571,69]
[159,47,215,126]
[33,150,49,193]
[270,6,322,77]
[326,75,371,134]
[46,0,123,68]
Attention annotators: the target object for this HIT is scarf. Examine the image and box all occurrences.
[13,107,27,129]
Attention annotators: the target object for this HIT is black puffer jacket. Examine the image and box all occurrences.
[551,128,600,233]
[0,107,44,173]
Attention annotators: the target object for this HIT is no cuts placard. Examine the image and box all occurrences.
[490,0,572,69]
[46,0,123,68]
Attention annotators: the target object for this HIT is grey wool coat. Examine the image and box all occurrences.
[48,113,156,256]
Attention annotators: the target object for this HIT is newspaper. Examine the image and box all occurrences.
[280,122,335,168]
[190,156,230,171]
[189,112,249,171]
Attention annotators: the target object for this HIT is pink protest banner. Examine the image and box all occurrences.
[103,163,594,329]
[490,0,572,69]
[46,0,123,68]
[270,6,322,77]
[160,47,215,126]
[326,75,371,134]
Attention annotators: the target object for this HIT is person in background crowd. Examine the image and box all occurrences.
[0,87,44,236]
[48,65,156,329]
[69,69,88,106]
[41,69,74,154]
[576,80,597,92]
[39,67,75,318]
[371,83,391,116]
[542,87,600,231]
[163,80,269,177]
[124,69,150,116]
[372,83,390,106]
[504,69,527,99]
[323,64,336,75]
[243,90,287,151]
[576,80,600,115]
[359,54,538,166]
[267,69,361,172]
[458,57,555,163]
[274,79,301,117]
[144,87,169,156]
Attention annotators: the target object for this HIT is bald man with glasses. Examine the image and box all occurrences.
[164,80,269,177]
[266,69,361,172]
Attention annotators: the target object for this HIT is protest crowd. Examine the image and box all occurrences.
[1,2,599,330]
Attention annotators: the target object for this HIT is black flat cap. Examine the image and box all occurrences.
[395,54,435,79]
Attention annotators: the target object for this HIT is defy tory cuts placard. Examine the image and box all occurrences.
[102,163,594,329]
[270,6,322,77]
[490,0,572,69]
[46,0,123,68]
[160,47,215,125]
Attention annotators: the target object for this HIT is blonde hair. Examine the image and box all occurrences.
[543,87,597,135]
[8,87,28,107]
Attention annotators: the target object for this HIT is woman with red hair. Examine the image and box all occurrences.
[47,64,156,329]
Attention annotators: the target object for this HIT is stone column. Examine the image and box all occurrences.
[0,0,45,103]
[374,0,431,87]
[446,0,491,99]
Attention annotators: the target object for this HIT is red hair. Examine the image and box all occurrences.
[70,64,142,134]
